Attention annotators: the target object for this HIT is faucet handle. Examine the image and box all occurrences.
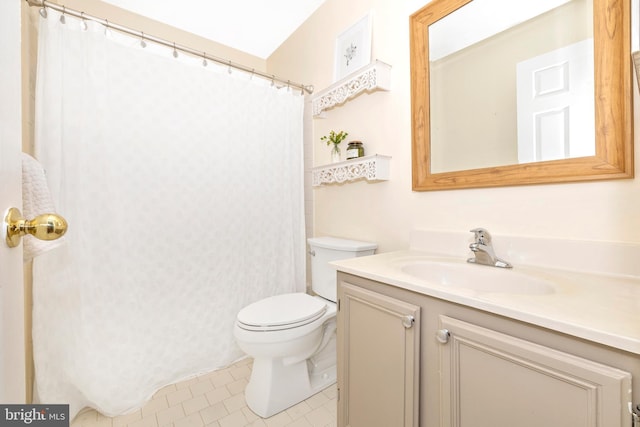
[470,228,491,245]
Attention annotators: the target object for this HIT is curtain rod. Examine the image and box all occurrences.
[25,0,315,95]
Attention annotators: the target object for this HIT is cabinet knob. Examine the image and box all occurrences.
[402,315,415,329]
[436,329,450,344]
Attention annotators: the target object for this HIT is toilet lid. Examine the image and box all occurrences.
[237,293,327,331]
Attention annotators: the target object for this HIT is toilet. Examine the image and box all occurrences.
[234,236,377,418]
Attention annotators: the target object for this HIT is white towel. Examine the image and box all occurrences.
[22,152,65,262]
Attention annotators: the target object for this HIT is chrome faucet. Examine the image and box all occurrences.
[467,228,512,268]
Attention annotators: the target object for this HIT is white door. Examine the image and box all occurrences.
[0,0,27,402]
[516,38,595,163]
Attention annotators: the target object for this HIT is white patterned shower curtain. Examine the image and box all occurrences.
[32,9,305,418]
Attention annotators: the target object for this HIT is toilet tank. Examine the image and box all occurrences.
[308,236,377,302]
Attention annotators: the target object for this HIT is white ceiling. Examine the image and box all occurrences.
[101,0,326,59]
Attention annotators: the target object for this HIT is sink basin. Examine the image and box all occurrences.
[400,259,555,295]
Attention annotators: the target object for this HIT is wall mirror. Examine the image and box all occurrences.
[410,0,633,191]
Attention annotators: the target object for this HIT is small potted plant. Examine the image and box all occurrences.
[321,130,348,163]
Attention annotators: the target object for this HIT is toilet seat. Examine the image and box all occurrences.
[237,293,328,331]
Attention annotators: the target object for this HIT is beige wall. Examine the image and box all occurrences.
[268,0,640,252]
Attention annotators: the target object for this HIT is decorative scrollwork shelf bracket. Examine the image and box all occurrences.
[311,60,392,117]
[312,155,391,186]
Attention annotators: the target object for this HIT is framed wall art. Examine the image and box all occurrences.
[334,13,372,81]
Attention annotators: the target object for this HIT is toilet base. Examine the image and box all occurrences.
[245,336,336,418]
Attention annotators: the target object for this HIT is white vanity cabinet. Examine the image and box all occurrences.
[337,272,638,427]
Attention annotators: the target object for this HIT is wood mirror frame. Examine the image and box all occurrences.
[410,0,633,191]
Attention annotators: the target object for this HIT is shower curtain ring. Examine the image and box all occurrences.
[59,6,66,24]
[173,42,178,58]
[202,52,208,67]
[271,75,275,87]
[228,60,232,74]
[39,6,47,18]
[80,12,88,31]
[140,32,147,48]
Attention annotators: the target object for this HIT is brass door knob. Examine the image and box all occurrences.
[4,207,68,248]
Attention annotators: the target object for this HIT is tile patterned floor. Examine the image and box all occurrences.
[70,358,337,427]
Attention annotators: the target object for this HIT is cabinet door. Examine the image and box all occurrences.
[439,316,632,427]
[338,282,420,427]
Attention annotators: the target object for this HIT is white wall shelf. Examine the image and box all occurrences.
[312,60,391,117]
[312,154,391,186]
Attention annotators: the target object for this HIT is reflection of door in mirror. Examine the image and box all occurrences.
[516,38,594,163]
[429,0,593,174]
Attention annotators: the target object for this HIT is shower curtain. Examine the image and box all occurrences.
[32,9,305,418]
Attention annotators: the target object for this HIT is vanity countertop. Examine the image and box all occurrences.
[332,249,640,355]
